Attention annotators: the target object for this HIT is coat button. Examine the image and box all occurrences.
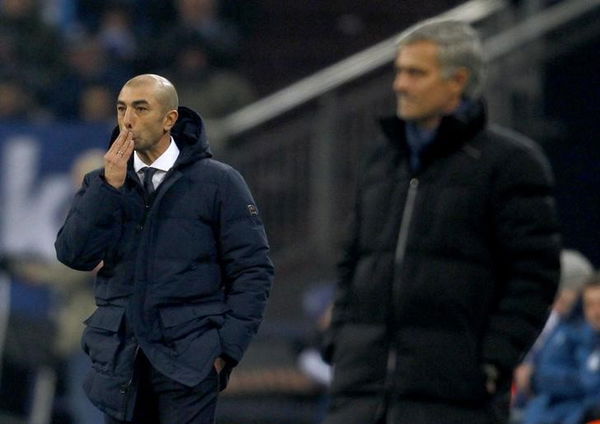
[136,225,143,232]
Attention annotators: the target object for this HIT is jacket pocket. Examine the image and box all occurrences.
[395,328,488,402]
[158,303,227,355]
[158,303,228,328]
[82,306,125,374]
[330,323,387,395]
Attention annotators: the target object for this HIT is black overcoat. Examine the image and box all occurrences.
[324,101,560,424]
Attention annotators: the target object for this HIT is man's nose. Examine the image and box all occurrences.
[393,73,408,93]
[122,109,134,128]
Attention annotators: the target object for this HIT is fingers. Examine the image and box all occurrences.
[122,132,134,159]
[104,130,134,189]
[107,129,128,155]
[106,130,133,163]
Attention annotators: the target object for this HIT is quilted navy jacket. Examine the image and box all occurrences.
[55,107,274,420]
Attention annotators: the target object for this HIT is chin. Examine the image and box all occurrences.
[397,106,417,119]
[398,112,417,122]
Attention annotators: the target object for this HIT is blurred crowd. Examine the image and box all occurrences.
[511,251,600,424]
[0,0,259,124]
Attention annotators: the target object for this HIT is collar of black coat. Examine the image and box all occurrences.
[379,98,487,163]
[108,106,213,168]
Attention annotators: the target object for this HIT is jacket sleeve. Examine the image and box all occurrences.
[321,146,383,364]
[482,140,561,379]
[55,171,125,271]
[321,178,363,364]
[216,168,274,365]
[321,214,359,364]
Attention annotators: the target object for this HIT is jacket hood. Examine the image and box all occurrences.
[108,106,213,166]
[379,98,487,161]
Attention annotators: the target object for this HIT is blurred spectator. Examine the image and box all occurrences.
[0,78,28,120]
[298,283,334,388]
[0,76,49,122]
[218,283,333,424]
[76,0,177,39]
[579,274,600,422]
[0,0,65,104]
[0,22,20,77]
[0,253,59,420]
[97,3,138,65]
[163,34,256,123]
[7,149,106,424]
[0,0,261,123]
[59,149,106,424]
[40,0,79,37]
[512,249,595,420]
[521,272,600,424]
[49,35,130,120]
[155,0,242,68]
[78,83,117,124]
[297,283,334,423]
[219,0,262,37]
[177,0,241,63]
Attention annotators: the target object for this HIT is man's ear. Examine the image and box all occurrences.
[163,109,179,132]
[451,67,470,95]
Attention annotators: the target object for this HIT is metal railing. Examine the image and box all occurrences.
[215,0,510,140]
[215,0,600,282]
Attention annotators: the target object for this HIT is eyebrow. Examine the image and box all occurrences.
[116,99,151,107]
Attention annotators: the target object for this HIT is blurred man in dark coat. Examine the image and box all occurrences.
[322,19,560,424]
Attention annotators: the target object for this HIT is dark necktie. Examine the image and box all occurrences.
[141,167,158,196]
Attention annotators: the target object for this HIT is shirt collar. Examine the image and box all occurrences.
[133,137,180,173]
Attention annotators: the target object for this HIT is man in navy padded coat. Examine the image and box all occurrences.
[322,19,560,424]
[55,74,274,424]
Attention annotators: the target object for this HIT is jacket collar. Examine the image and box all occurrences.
[379,98,487,163]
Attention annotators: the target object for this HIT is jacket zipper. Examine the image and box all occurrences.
[378,177,419,421]
[394,178,419,266]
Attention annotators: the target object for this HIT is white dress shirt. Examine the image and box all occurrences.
[133,137,180,190]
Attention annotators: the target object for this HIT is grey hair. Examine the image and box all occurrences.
[396,18,485,99]
[560,249,594,292]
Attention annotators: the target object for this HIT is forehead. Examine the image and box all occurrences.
[395,40,441,67]
[584,286,600,301]
[117,82,160,104]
